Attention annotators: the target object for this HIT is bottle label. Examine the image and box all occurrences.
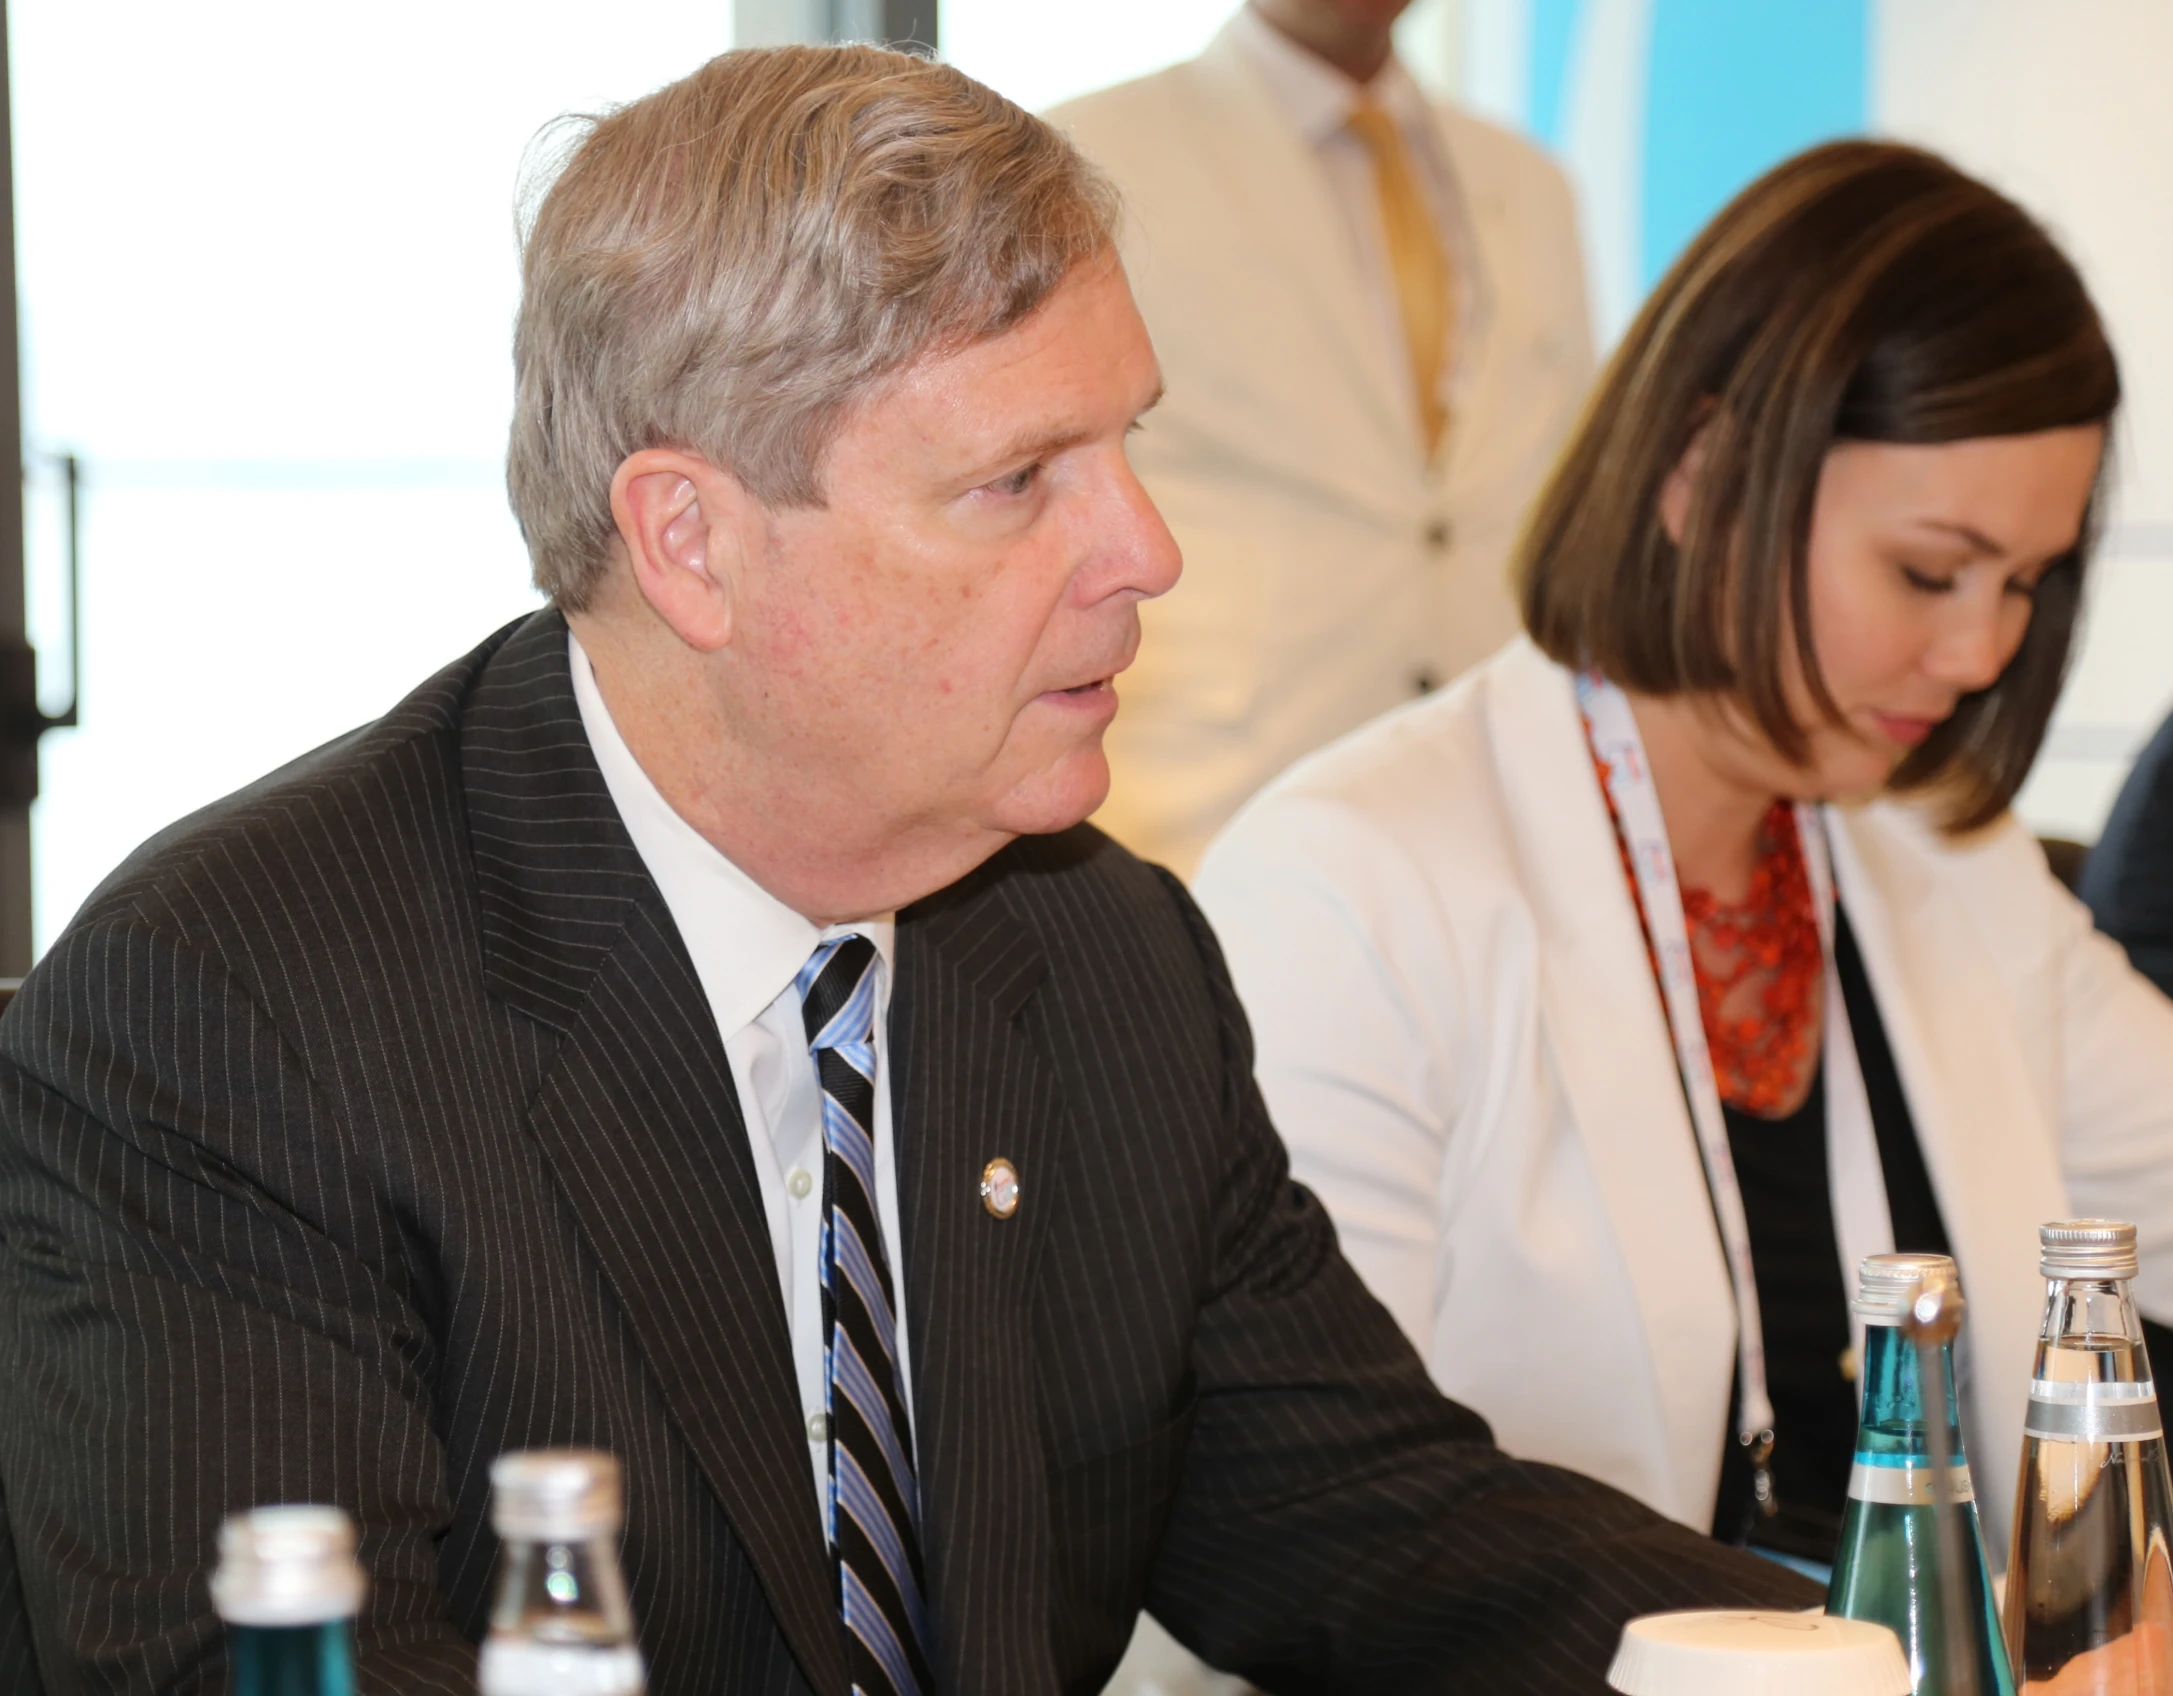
[479,1640,645,1696]
[2024,1378,2163,1442]
[1847,1453,1975,1506]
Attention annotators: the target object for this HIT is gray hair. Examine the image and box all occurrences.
[506,45,1121,608]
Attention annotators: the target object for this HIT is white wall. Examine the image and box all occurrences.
[1873,0,2173,838]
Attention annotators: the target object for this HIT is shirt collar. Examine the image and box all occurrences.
[1223,3,1437,148]
[567,629,896,1039]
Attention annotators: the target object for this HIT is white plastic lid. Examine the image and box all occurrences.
[1608,1611,1910,1696]
[491,1449,623,1542]
[210,1505,367,1627]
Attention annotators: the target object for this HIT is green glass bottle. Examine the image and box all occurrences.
[1827,1253,2016,1696]
[210,1506,364,1696]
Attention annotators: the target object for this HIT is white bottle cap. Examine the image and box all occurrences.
[2040,1219,2139,1280]
[209,1505,367,1627]
[491,1449,623,1543]
[1608,1611,1910,1695]
[1853,1252,1959,1323]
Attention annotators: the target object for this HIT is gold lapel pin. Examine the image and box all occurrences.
[980,1157,1020,1219]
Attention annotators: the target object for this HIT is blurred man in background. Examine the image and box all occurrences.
[2083,708,2173,999]
[1051,0,1594,878]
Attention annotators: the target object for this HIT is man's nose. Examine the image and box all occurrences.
[1087,456,1183,603]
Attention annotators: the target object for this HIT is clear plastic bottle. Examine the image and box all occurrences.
[210,1505,366,1696]
[478,1449,646,1696]
[1827,1252,2016,1695]
[2003,1219,2173,1693]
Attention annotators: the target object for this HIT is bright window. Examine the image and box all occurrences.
[15,0,735,950]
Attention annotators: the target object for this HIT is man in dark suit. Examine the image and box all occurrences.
[0,43,1812,1696]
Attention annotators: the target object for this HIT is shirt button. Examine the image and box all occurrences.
[807,1412,831,1444]
[1423,519,1452,552]
[786,1168,814,1199]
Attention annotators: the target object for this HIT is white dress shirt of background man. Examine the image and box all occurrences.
[1050,0,1596,879]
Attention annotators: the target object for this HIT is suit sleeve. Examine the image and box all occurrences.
[2080,714,2173,999]
[1142,868,1817,1694]
[2039,865,2173,1325]
[0,911,476,1695]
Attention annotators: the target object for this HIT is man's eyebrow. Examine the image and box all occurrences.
[975,384,1168,474]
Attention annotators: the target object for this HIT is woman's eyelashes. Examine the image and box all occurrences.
[1899,562,1958,594]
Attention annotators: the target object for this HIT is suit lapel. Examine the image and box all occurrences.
[1485,641,1739,1518]
[1823,809,2060,1546]
[892,861,1062,1694]
[463,611,849,1696]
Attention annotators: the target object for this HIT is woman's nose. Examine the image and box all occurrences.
[1927,597,2023,693]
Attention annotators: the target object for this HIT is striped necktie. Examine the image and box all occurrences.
[797,934,934,1696]
[1347,98,1455,460]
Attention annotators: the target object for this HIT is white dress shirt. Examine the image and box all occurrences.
[569,631,915,1523]
[1225,5,1488,421]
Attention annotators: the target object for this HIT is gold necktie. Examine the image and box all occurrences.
[1347,99,1454,459]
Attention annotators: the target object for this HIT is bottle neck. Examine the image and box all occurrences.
[1857,1321,1964,1453]
[482,1534,644,1696]
[227,1619,357,1696]
[489,1534,637,1646]
[2040,1274,2145,1348]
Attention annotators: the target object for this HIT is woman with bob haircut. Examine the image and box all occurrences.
[1193,139,2173,1569]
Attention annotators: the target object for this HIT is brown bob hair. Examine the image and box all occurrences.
[1518,140,2120,832]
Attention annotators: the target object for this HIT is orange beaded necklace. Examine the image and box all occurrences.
[1593,753,1825,1118]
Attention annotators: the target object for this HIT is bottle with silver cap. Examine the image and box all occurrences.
[479,1449,646,1696]
[1827,1253,2015,1695]
[210,1505,366,1696]
[2002,1219,2173,1692]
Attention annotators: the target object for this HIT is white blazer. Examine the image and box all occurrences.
[1048,27,1594,878]
[1194,637,2173,1552]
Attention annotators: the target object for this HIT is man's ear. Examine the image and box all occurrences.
[607,448,755,653]
[1658,414,1716,549]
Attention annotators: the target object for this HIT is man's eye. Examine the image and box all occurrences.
[992,464,1040,497]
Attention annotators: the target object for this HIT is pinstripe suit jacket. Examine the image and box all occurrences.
[0,610,1813,1695]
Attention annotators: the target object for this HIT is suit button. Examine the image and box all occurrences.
[1411,667,1440,696]
[807,1412,831,1443]
[1423,520,1452,552]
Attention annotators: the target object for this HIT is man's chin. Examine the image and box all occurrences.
[989,750,1112,840]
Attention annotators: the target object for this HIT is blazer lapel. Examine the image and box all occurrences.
[891,861,1062,1694]
[1824,808,2060,1547]
[1485,641,1739,1520]
[463,611,849,1696]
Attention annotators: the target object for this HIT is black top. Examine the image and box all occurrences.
[1708,907,1951,1562]
[1704,901,2173,1566]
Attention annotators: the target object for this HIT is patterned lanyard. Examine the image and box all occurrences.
[1576,673,1844,1507]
